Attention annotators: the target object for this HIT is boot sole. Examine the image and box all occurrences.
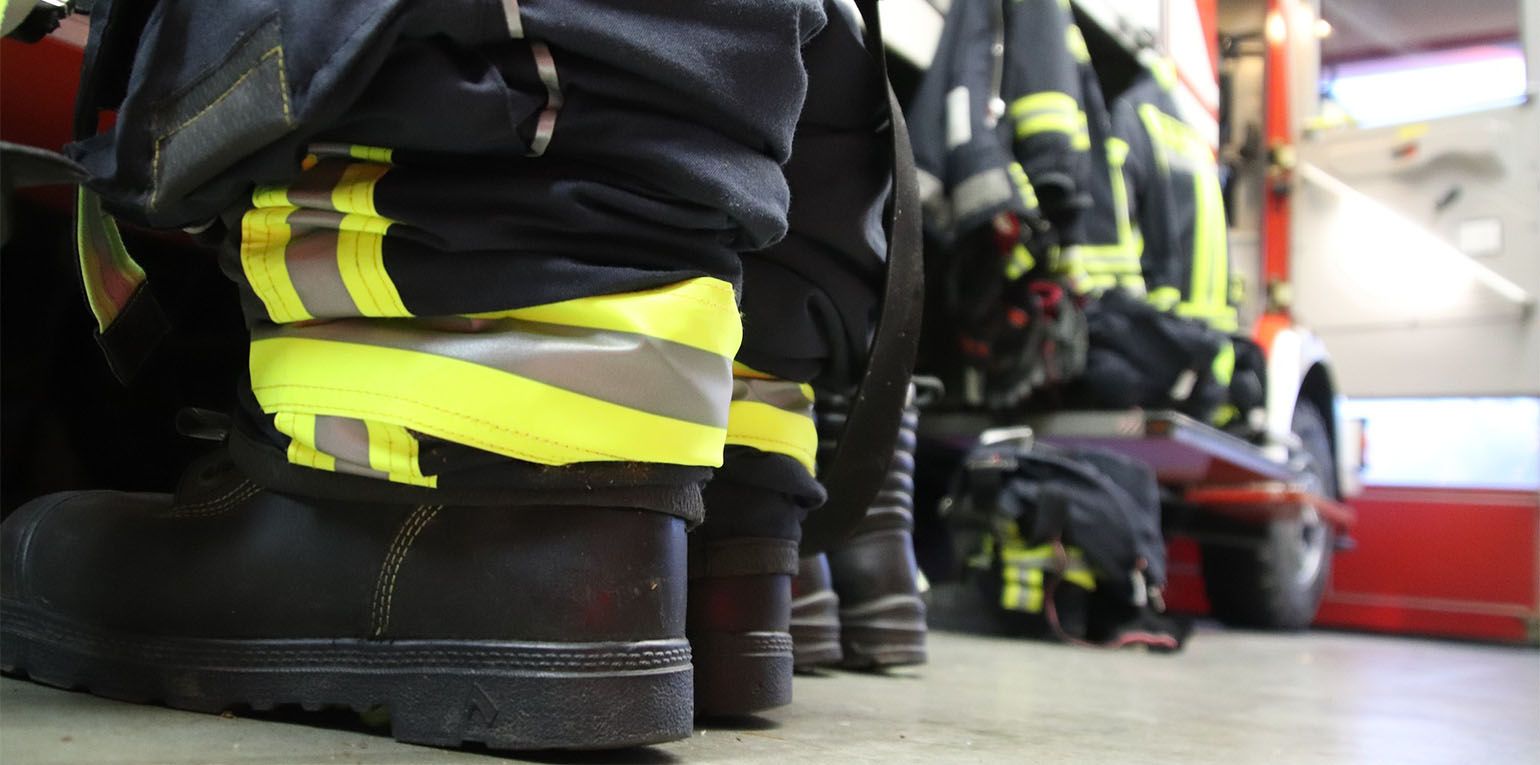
[689,630,793,717]
[0,599,692,750]
[789,590,843,670]
[838,594,928,670]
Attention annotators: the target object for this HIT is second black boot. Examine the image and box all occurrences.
[789,552,843,670]
[821,385,928,669]
[686,471,808,717]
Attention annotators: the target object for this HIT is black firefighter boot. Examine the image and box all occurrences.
[0,446,695,750]
[792,385,927,670]
[686,459,811,717]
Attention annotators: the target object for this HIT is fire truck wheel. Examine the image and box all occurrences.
[1201,400,1337,630]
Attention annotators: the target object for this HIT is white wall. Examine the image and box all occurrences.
[1290,4,1540,398]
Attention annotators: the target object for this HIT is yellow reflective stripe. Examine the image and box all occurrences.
[1009,91,1078,119]
[1066,24,1091,64]
[1213,404,1240,427]
[336,215,410,317]
[1016,112,1081,140]
[1024,568,1045,612]
[1149,286,1182,311]
[1004,244,1036,282]
[240,207,312,323]
[250,336,728,466]
[1184,171,1231,330]
[1213,340,1236,386]
[1000,541,1098,609]
[471,277,741,358]
[725,400,818,474]
[1071,112,1092,150]
[348,145,394,164]
[1008,162,1039,209]
[1151,58,1180,91]
[731,361,776,380]
[252,184,290,208]
[1001,564,1044,612]
[1106,138,1138,261]
[1176,302,1240,333]
[331,162,389,218]
[1064,567,1097,591]
[274,412,337,472]
[364,420,437,488]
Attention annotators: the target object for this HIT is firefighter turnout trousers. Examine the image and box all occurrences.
[67,0,887,519]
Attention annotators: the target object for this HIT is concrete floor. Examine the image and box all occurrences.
[1,628,1535,764]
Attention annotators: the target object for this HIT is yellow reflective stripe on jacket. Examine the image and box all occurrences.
[75,189,148,332]
[1213,339,1236,386]
[1008,162,1039,210]
[1105,137,1139,258]
[1066,23,1091,64]
[1135,103,1238,333]
[1175,301,1239,334]
[1010,92,1080,138]
[1148,285,1182,312]
[1004,244,1037,282]
[1180,168,1233,331]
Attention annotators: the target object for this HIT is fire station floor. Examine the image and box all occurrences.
[1,626,1535,764]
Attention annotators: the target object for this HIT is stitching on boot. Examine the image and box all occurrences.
[370,505,441,637]
[164,481,262,519]
[165,479,252,512]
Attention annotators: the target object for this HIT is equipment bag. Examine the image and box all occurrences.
[944,440,1188,650]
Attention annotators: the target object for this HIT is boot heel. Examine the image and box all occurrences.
[790,553,843,670]
[828,528,929,669]
[688,572,794,717]
[838,593,928,669]
[385,655,694,750]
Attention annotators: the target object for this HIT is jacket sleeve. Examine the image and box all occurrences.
[908,0,1043,242]
[1001,0,1091,230]
[1112,91,1182,310]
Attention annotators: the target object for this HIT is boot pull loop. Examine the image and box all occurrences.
[175,407,232,442]
[800,0,925,555]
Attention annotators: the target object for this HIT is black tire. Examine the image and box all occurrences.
[1201,399,1337,630]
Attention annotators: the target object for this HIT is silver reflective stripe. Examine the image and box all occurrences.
[282,230,359,318]
[732,378,813,420]
[258,317,732,429]
[282,160,349,211]
[529,42,562,156]
[950,167,1013,223]
[916,168,952,231]
[313,415,389,481]
[500,0,524,38]
[945,86,973,150]
[916,168,944,208]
